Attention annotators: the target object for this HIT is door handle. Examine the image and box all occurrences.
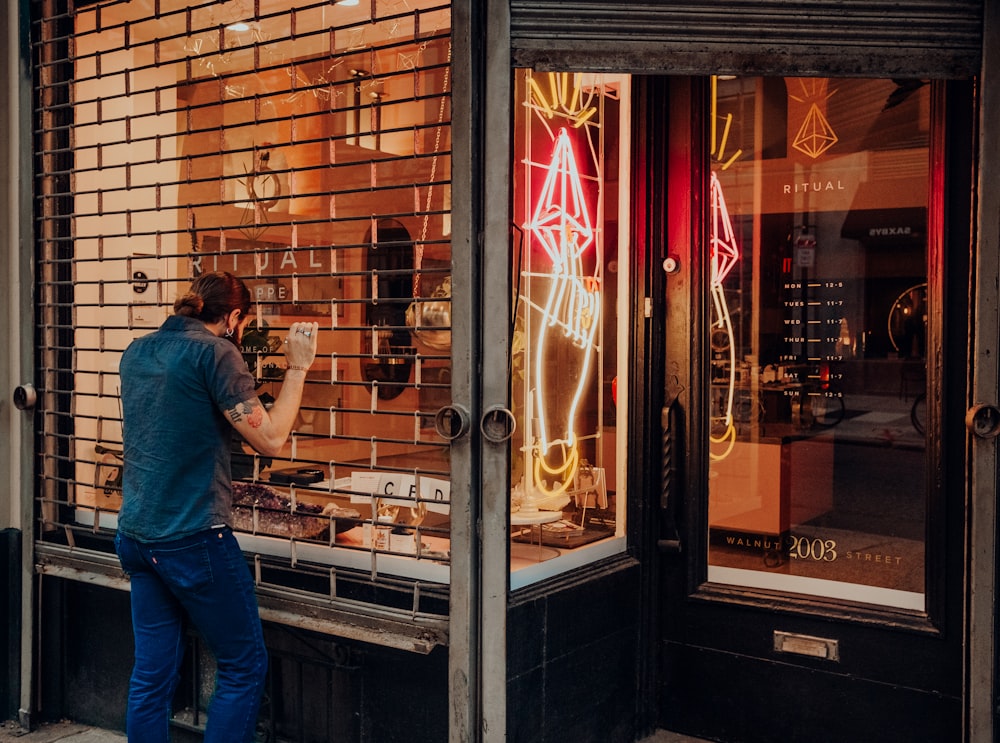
[434,404,471,441]
[13,383,37,411]
[966,403,1000,439]
[657,400,683,554]
[480,405,516,444]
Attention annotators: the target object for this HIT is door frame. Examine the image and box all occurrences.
[476,1,513,741]
[966,1,1000,739]
[5,0,37,727]
[648,72,980,741]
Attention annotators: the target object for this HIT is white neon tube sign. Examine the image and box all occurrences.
[527,127,600,495]
[709,170,741,459]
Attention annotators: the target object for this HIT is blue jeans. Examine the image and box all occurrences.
[115,528,268,743]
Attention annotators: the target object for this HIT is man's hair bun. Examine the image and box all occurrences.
[173,292,205,317]
[172,272,251,323]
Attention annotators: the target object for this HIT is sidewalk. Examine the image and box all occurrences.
[0,720,710,742]
[0,721,123,742]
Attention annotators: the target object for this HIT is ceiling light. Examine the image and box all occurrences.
[337,0,360,6]
[226,22,251,32]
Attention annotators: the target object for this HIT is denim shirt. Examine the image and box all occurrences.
[117,315,257,542]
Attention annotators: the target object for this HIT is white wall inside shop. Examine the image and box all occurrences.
[71,39,182,513]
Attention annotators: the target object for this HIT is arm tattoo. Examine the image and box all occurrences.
[229,400,264,428]
[247,403,264,428]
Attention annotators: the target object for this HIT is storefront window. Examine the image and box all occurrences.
[706,77,929,609]
[510,70,630,586]
[41,1,454,592]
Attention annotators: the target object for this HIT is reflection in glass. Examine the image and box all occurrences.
[706,77,930,609]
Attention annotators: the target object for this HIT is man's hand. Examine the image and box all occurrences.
[228,321,318,457]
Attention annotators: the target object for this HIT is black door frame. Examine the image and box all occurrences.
[639,74,975,742]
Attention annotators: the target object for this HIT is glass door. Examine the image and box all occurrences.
[655,75,971,743]
[706,76,931,608]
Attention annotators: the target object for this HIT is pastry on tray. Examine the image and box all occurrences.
[232,481,360,539]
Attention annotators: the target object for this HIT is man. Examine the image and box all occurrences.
[115,271,317,742]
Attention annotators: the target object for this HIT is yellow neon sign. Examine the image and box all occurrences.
[710,76,743,170]
[789,79,839,159]
[528,71,598,129]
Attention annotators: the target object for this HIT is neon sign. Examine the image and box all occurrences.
[790,79,839,159]
[528,71,598,129]
[525,127,601,502]
[709,171,740,460]
[710,76,743,171]
[707,77,747,461]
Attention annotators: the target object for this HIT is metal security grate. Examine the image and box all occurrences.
[31,0,453,644]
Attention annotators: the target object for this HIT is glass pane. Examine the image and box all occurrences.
[509,70,630,585]
[58,0,454,587]
[706,77,929,610]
